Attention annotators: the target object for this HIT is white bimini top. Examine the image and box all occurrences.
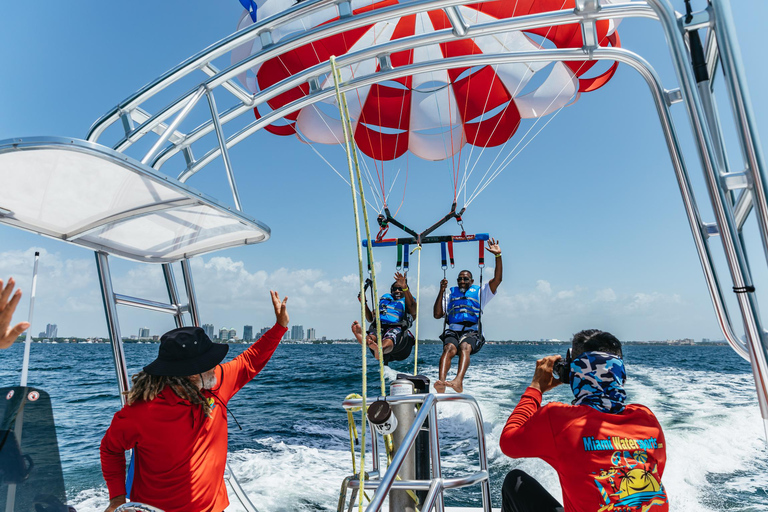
[0,137,270,263]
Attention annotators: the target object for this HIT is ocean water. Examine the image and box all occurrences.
[1,342,766,511]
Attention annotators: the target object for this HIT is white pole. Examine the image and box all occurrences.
[20,251,39,387]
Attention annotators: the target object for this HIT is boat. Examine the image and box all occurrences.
[0,0,766,510]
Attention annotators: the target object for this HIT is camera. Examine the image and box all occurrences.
[552,348,572,383]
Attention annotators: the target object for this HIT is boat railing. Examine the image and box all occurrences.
[340,393,492,512]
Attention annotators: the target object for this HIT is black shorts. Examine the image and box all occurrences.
[440,329,485,355]
[367,325,415,364]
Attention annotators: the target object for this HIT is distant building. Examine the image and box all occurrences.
[243,325,253,341]
[307,328,316,341]
[321,336,327,341]
[139,327,150,340]
[45,323,58,339]
[203,324,215,339]
[283,331,290,341]
[291,325,304,341]
[219,327,230,341]
[152,335,160,341]
[257,326,270,340]
[228,328,237,341]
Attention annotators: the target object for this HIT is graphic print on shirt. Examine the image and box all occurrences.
[583,436,668,511]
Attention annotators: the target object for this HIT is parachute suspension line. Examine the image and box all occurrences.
[301,137,381,212]
[293,23,386,211]
[331,56,384,512]
[415,14,455,199]
[411,244,423,376]
[466,101,568,207]
[337,24,387,207]
[448,80,458,202]
[393,154,410,218]
[457,2,568,204]
[465,41,609,207]
[457,23,525,200]
[296,94,383,211]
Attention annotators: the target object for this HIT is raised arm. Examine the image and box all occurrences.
[395,272,417,318]
[216,291,288,400]
[486,238,503,294]
[433,278,448,319]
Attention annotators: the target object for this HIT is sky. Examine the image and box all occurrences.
[1,0,768,343]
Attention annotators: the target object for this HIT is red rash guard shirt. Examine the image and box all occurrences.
[100,323,287,512]
[500,387,669,512]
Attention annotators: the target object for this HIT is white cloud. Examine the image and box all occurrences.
[0,249,709,341]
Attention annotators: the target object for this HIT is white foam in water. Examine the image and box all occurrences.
[225,439,355,512]
[71,351,768,512]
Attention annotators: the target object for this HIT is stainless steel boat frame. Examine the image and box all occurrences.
[340,393,492,512]
[84,0,768,439]
[3,0,766,509]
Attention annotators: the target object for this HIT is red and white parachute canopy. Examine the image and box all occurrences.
[233,0,621,162]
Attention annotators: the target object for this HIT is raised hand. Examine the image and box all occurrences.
[394,271,407,289]
[0,278,30,349]
[486,238,501,256]
[530,355,563,394]
[439,278,448,291]
[271,290,289,327]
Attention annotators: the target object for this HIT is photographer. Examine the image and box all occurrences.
[499,330,669,512]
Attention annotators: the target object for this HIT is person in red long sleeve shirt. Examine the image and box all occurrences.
[100,290,289,512]
[499,330,669,512]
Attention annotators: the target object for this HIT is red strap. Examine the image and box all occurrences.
[478,240,485,266]
[448,240,455,267]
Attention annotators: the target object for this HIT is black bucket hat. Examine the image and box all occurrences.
[143,327,229,377]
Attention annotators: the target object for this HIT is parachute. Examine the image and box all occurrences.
[232,0,621,163]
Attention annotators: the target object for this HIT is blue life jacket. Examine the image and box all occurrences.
[447,285,481,327]
[379,293,407,325]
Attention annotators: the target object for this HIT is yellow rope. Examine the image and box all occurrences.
[411,245,422,376]
[331,56,416,511]
[330,56,369,512]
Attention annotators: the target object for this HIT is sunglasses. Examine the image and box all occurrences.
[457,277,472,282]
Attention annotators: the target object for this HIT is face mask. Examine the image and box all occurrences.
[569,351,627,414]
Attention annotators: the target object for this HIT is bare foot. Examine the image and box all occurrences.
[351,321,364,342]
[447,380,463,393]
[434,380,447,393]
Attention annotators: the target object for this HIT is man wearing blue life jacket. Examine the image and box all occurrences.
[352,272,417,364]
[433,238,502,393]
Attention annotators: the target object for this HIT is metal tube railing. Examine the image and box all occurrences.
[181,258,201,327]
[141,85,206,165]
[341,393,490,512]
[95,252,130,403]
[115,294,181,315]
[154,3,655,174]
[162,263,184,329]
[365,394,435,512]
[646,0,768,432]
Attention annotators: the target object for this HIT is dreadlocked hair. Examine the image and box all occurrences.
[126,371,213,417]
